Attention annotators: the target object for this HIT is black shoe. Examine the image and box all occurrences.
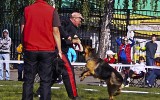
[18,78,24,81]
[34,92,41,98]
[144,84,152,88]
[34,89,40,97]
[70,96,81,100]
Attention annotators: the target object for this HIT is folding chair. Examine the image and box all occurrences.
[129,72,145,87]
[154,57,160,88]
[154,75,160,88]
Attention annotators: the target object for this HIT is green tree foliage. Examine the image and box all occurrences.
[0,0,53,24]
[98,0,160,58]
[118,0,159,11]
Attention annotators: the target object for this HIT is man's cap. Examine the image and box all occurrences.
[3,29,9,33]
[71,12,84,20]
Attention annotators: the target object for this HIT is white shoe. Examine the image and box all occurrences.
[121,84,125,89]
[146,80,149,84]
[98,84,102,86]
[125,84,129,87]
[102,84,107,87]
[38,95,41,98]
[127,78,130,82]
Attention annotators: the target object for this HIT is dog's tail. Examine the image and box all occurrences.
[113,84,124,96]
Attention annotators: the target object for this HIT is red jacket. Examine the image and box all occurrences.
[118,44,131,63]
[23,0,56,51]
[104,57,116,64]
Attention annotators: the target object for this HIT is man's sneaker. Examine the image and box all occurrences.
[58,81,63,84]
[98,81,103,86]
[102,82,107,87]
[98,83,102,86]
[102,84,107,87]
[146,80,149,84]
[34,92,40,97]
[148,84,152,88]
[38,95,41,98]
[70,96,81,100]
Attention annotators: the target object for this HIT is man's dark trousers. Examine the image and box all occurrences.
[22,51,56,100]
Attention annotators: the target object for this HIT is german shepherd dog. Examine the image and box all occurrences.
[80,46,124,100]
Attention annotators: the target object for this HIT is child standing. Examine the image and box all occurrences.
[16,44,24,81]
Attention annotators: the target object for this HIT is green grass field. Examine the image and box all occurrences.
[0,81,160,100]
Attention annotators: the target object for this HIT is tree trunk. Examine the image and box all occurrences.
[98,0,114,59]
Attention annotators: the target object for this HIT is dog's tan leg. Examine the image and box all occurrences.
[109,96,114,100]
[80,71,91,81]
[107,80,114,100]
[107,72,123,100]
[114,84,124,96]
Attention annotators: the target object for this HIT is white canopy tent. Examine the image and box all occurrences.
[127,25,160,62]
[127,24,160,38]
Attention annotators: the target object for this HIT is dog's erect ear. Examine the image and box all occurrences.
[88,48,93,52]
[81,51,85,54]
[84,45,92,50]
[88,48,96,54]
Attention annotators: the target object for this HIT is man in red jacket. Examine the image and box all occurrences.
[116,36,135,87]
[116,37,135,64]
[21,0,62,100]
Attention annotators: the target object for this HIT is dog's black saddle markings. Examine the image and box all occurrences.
[94,59,123,82]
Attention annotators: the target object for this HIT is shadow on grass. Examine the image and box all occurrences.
[89,98,108,100]
[86,84,99,86]
[87,82,101,84]
[98,98,108,100]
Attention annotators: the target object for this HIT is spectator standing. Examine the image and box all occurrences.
[145,34,158,88]
[16,43,24,81]
[67,41,83,63]
[145,34,157,66]
[21,0,62,100]
[67,48,77,62]
[116,36,135,87]
[116,36,135,64]
[0,29,11,80]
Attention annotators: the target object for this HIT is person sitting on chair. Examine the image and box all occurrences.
[129,56,146,77]
[124,56,146,87]
[100,50,116,87]
[146,57,160,88]
[104,50,116,64]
